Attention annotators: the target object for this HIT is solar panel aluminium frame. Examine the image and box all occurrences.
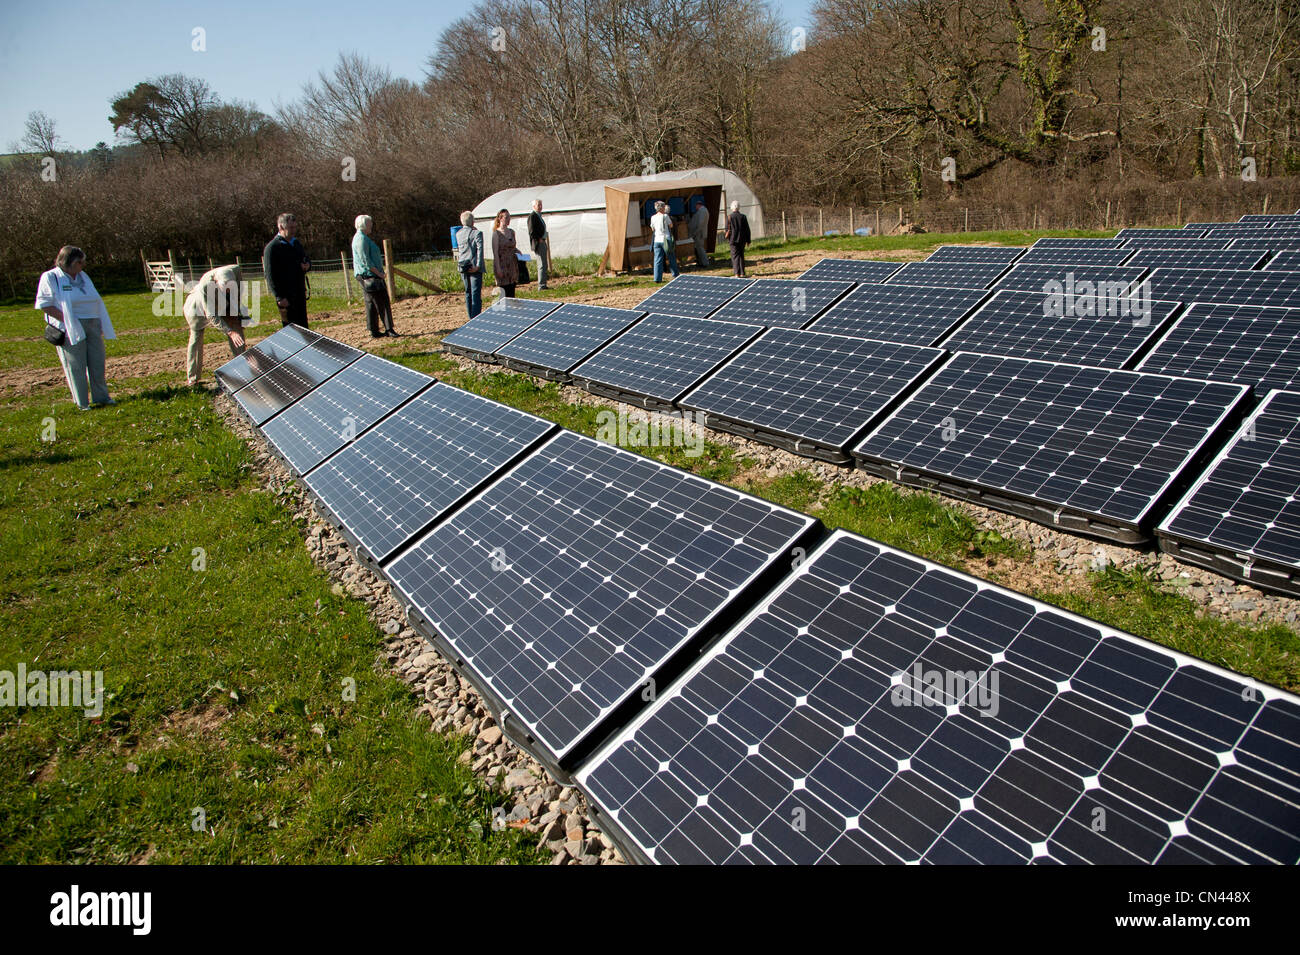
[495,304,648,383]
[440,299,563,363]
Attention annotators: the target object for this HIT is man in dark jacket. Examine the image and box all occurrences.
[527,198,549,290]
[724,201,751,278]
[262,212,311,327]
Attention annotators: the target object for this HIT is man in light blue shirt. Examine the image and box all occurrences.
[455,211,485,318]
[353,214,398,337]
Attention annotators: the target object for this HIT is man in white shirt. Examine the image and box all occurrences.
[650,201,680,283]
[183,265,251,386]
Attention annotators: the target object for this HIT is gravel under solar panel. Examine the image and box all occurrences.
[1120,238,1232,250]
[577,529,1300,865]
[925,246,1026,264]
[809,283,990,346]
[1125,248,1268,271]
[885,261,1008,289]
[1135,302,1300,392]
[707,278,855,327]
[799,258,903,283]
[1143,268,1300,308]
[259,353,435,476]
[993,264,1148,295]
[384,429,819,771]
[301,383,556,565]
[1158,390,1300,597]
[233,338,363,426]
[215,324,319,392]
[635,275,753,317]
[678,329,946,461]
[1117,228,1209,240]
[1265,251,1300,272]
[853,353,1249,542]
[1017,247,1136,267]
[441,298,561,359]
[570,313,764,410]
[935,290,1180,369]
[495,303,646,379]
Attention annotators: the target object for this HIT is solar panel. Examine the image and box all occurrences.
[885,261,1009,289]
[1200,221,1300,232]
[495,303,646,381]
[384,429,820,774]
[925,246,1026,264]
[1032,238,1129,248]
[1207,228,1300,241]
[1239,214,1300,225]
[853,353,1249,542]
[1135,302,1300,392]
[1126,248,1268,271]
[578,529,1300,865]
[809,284,990,346]
[678,329,946,463]
[570,313,764,411]
[301,384,556,565]
[635,275,753,318]
[993,264,1148,295]
[1117,228,1209,240]
[1264,252,1300,272]
[1120,238,1233,250]
[799,259,903,283]
[1230,238,1300,253]
[215,324,319,392]
[1143,268,1300,308]
[936,290,1180,369]
[232,338,363,426]
[259,354,435,476]
[1017,247,1136,267]
[1159,390,1300,598]
[708,278,855,327]
[441,298,561,360]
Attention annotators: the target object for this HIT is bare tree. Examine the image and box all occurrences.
[21,111,61,154]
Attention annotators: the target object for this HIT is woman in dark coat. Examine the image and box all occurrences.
[491,209,520,298]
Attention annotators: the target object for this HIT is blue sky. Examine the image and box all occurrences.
[0,0,817,152]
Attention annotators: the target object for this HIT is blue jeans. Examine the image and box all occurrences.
[461,268,482,318]
[653,242,680,283]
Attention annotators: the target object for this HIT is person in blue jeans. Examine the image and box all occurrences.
[455,211,484,318]
[650,201,680,283]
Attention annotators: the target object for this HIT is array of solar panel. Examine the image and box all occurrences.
[809,283,990,346]
[1230,238,1300,253]
[992,263,1148,295]
[799,258,903,283]
[1126,248,1268,271]
[853,353,1248,537]
[570,313,763,407]
[1117,228,1208,240]
[1120,237,1233,251]
[1143,268,1300,309]
[1159,390,1300,596]
[925,246,1026,264]
[301,384,556,564]
[384,429,818,766]
[1135,302,1300,392]
[495,303,646,376]
[936,290,1179,369]
[636,275,753,318]
[260,354,435,475]
[885,261,1008,289]
[1033,238,1129,248]
[1020,244,1135,266]
[708,278,855,328]
[215,324,319,392]
[441,298,561,357]
[578,529,1300,864]
[1265,251,1300,272]
[678,329,946,457]
[233,338,363,426]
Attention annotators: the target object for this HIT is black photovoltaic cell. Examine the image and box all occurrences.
[937,290,1180,369]
[1118,228,1208,240]
[384,430,818,768]
[441,298,561,358]
[925,246,1026,264]
[853,353,1249,540]
[708,278,855,327]
[259,354,435,475]
[636,275,753,318]
[1017,247,1136,267]
[578,530,1300,865]
[799,258,903,283]
[1033,238,1129,248]
[495,303,646,378]
[215,324,319,392]
[1143,268,1300,309]
[1126,249,1267,271]
[1265,251,1300,272]
[301,383,556,564]
[885,261,1008,289]
[678,329,946,461]
[571,313,763,409]
[1136,302,1300,392]
[233,338,363,426]
[993,264,1148,295]
[809,284,990,346]
[1121,238,1232,250]
[1159,390,1300,596]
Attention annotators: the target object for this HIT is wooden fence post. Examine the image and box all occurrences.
[849,207,854,234]
[383,239,397,303]
[341,252,353,303]
[875,208,880,236]
[964,208,969,232]
[818,209,824,236]
[782,211,788,242]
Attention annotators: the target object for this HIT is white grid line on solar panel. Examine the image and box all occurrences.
[570,313,763,404]
[935,290,1179,369]
[798,258,904,283]
[1117,228,1209,240]
[992,264,1148,294]
[495,303,646,373]
[853,353,1248,528]
[215,325,318,389]
[884,261,1009,289]
[383,429,817,762]
[1144,268,1300,308]
[635,275,753,317]
[678,329,946,448]
[234,341,362,425]
[259,354,435,476]
[1134,301,1300,392]
[1264,251,1300,271]
[707,278,855,327]
[1126,249,1269,271]
[301,384,555,564]
[441,299,560,354]
[578,529,1300,865]
[808,283,990,346]
[1159,390,1300,572]
[1032,238,1129,247]
[1120,238,1233,250]
[1231,238,1300,252]
[925,246,1026,263]
[1016,247,1137,266]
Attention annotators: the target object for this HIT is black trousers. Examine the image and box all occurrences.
[361,276,394,335]
[729,243,747,277]
[278,296,308,328]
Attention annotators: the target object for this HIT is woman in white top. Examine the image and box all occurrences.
[34,246,116,410]
[650,200,680,283]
